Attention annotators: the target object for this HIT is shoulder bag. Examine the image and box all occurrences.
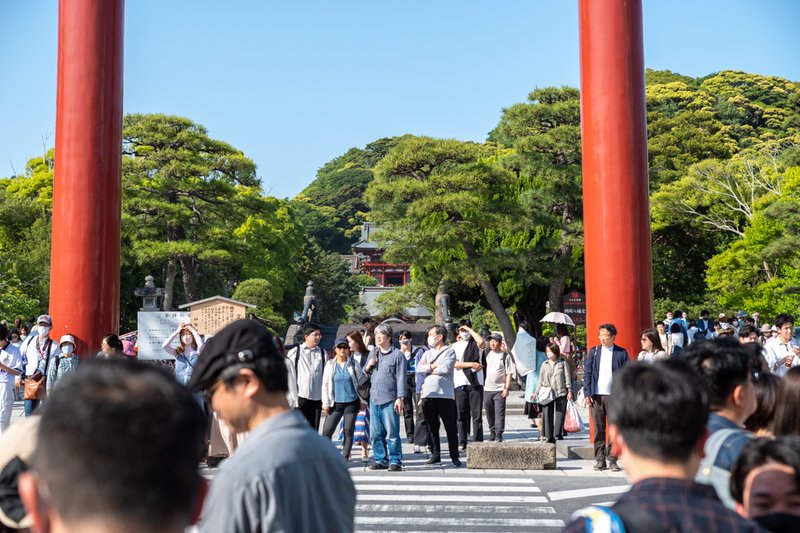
[356,348,376,402]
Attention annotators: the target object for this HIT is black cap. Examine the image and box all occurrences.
[487,333,503,342]
[187,320,280,391]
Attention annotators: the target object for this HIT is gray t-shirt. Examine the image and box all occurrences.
[200,410,355,533]
[483,350,516,392]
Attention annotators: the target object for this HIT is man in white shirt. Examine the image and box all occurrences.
[0,324,23,434]
[763,313,800,377]
[582,323,629,471]
[287,323,326,429]
[452,319,485,451]
[19,314,59,416]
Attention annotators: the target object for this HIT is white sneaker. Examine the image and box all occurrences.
[413,445,421,453]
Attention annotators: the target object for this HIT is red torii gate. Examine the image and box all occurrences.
[49,0,652,360]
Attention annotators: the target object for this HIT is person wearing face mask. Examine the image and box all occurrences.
[417,325,461,466]
[731,437,800,532]
[397,329,425,450]
[46,335,81,392]
[452,318,486,451]
[19,314,60,417]
[0,323,23,435]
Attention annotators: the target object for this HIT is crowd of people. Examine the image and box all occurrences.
[287,318,518,470]
[564,311,800,532]
[4,308,800,532]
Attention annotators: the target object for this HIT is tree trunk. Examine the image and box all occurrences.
[458,232,517,347]
[163,258,177,311]
[547,252,570,312]
[763,259,774,281]
[478,278,517,348]
[178,255,200,303]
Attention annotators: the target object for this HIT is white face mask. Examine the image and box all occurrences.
[427,335,437,347]
[399,339,411,345]
[182,335,194,345]
[61,344,74,356]
[459,331,470,341]
[39,326,50,336]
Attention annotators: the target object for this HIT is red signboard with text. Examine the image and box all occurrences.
[563,291,586,325]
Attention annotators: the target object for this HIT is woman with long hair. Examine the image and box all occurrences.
[162,323,204,385]
[344,330,371,460]
[637,328,668,363]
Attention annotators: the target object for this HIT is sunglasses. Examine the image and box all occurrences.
[335,345,349,350]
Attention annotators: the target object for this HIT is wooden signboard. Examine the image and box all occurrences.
[179,297,254,335]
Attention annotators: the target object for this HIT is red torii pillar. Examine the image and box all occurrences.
[50,0,124,355]
[579,0,653,434]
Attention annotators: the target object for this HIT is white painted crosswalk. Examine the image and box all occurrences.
[353,470,565,531]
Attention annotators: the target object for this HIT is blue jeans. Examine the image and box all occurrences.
[370,400,403,466]
[24,398,41,417]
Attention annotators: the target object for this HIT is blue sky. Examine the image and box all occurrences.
[1,1,798,199]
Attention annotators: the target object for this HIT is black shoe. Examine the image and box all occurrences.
[425,456,442,465]
[451,459,462,467]
[388,463,402,472]
[593,460,607,471]
[496,434,504,443]
[609,461,622,472]
[489,432,496,442]
[369,463,389,470]
[459,444,467,452]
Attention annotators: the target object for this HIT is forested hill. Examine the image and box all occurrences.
[296,69,800,258]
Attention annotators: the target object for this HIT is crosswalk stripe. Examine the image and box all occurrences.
[548,485,630,501]
[355,484,540,493]
[356,503,557,514]
[357,494,549,503]
[351,475,535,484]
[355,517,565,527]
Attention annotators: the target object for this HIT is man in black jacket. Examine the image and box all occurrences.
[583,323,629,471]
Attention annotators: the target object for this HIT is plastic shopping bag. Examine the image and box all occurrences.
[564,399,583,433]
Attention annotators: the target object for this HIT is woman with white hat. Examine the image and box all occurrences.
[46,335,80,392]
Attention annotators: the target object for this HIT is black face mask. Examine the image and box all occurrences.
[754,512,800,533]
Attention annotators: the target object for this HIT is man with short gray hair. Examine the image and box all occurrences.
[364,322,407,471]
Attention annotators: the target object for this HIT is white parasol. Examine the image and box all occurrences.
[540,311,576,326]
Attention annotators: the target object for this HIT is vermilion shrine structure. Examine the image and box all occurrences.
[49,0,653,368]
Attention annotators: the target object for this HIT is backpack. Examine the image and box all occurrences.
[572,503,668,533]
[696,428,752,509]
[356,347,377,402]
